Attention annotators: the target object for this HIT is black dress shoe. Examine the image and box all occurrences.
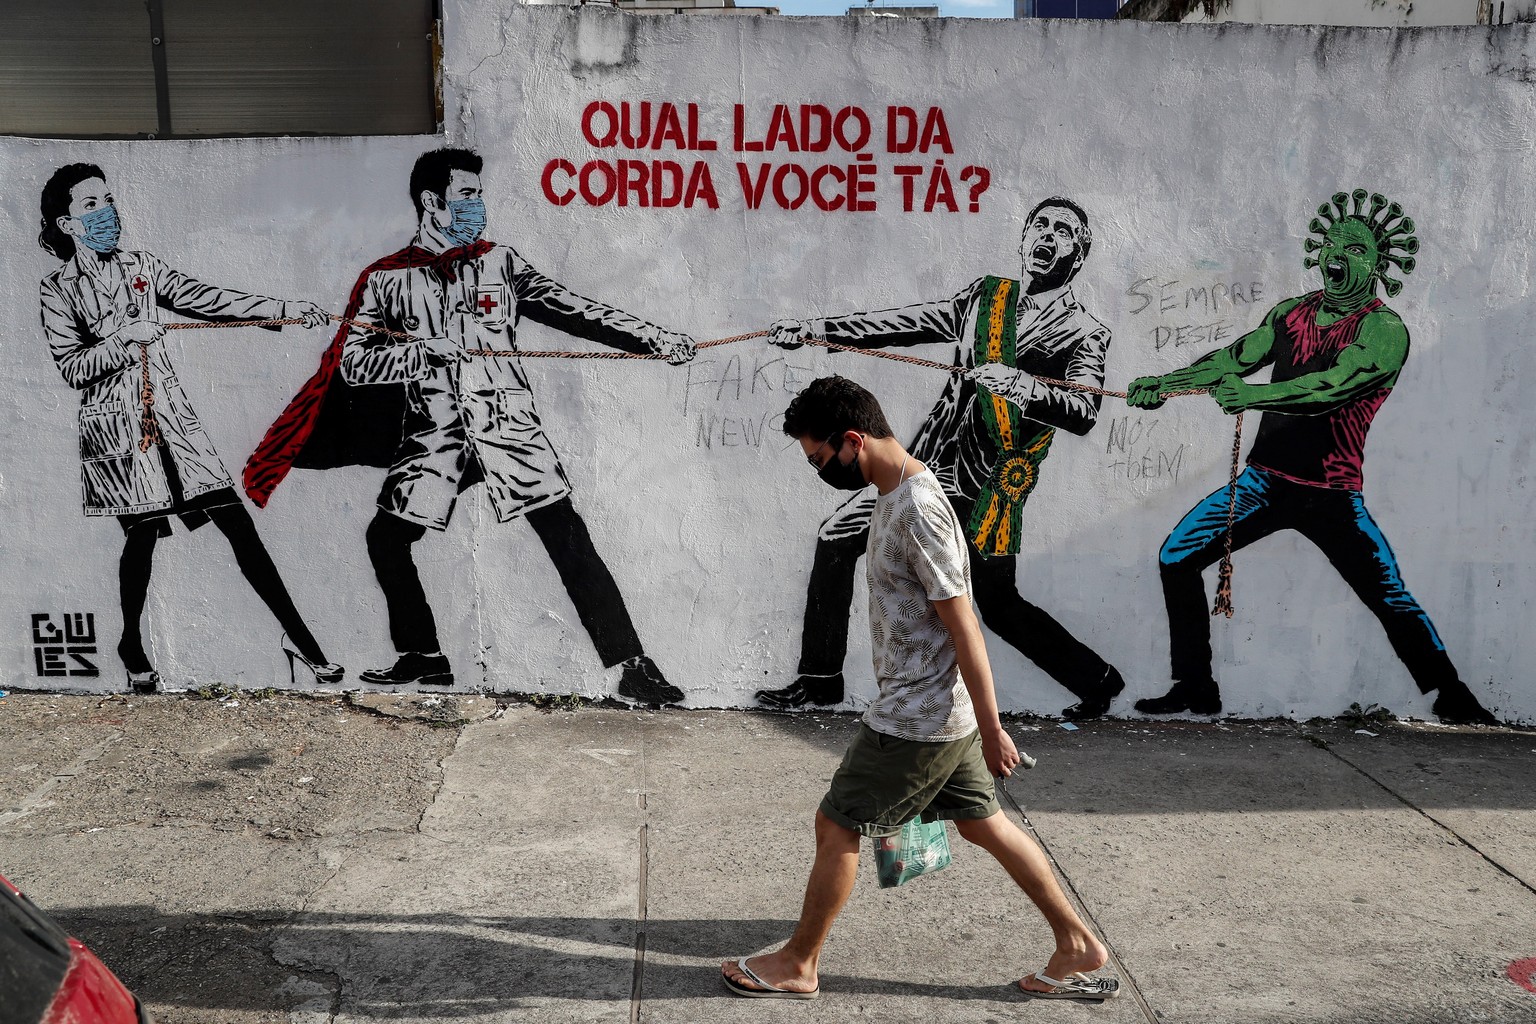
[359,652,454,687]
[1431,682,1498,726]
[617,655,684,707]
[1062,666,1125,721]
[127,670,160,695]
[1135,679,1222,716]
[756,673,845,709]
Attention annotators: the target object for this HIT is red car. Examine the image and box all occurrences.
[0,872,150,1024]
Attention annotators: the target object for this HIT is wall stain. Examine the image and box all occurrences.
[568,9,643,80]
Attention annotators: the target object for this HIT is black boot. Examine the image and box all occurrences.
[1062,666,1125,721]
[1135,678,1222,716]
[617,655,684,707]
[756,673,845,709]
[1431,681,1498,726]
[359,652,454,687]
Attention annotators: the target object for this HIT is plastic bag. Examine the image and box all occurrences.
[873,815,952,888]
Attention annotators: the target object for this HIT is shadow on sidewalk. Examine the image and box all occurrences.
[47,904,1524,1022]
[43,906,1053,1015]
[735,711,1536,816]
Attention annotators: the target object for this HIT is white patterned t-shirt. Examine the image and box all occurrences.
[862,469,978,742]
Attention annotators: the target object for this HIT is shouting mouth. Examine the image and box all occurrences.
[1324,258,1347,284]
[1029,243,1055,267]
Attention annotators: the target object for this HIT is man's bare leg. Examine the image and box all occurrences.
[722,809,860,993]
[953,811,1109,992]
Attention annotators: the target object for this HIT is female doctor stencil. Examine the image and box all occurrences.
[37,162,341,692]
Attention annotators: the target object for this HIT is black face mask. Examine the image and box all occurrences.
[817,439,868,491]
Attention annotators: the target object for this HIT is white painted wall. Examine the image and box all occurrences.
[2,5,1531,723]
[1180,0,1535,26]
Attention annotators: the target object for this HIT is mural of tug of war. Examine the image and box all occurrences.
[29,147,1503,725]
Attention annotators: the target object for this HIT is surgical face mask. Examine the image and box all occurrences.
[817,439,868,491]
[76,205,121,254]
[442,196,486,248]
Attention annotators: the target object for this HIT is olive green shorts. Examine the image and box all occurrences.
[819,723,1001,838]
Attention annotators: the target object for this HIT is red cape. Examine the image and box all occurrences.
[243,240,493,507]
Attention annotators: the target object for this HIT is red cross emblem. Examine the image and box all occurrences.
[131,276,148,293]
[476,293,498,315]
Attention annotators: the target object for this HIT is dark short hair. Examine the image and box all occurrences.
[39,162,106,261]
[782,376,894,443]
[1026,196,1092,262]
[409,147,483,217]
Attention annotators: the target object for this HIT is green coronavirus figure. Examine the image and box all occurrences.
[1125,190,1498,725]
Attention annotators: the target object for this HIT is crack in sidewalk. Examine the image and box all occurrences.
[412,720,469,843]
[0,730,123,828]
[271,957,344,1024]
[272,720,468,1022]
[998,781,1160,1024]
[268,851,353,1023]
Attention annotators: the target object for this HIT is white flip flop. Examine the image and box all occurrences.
[722,956,821,1000]
[1019,970,1121,1001]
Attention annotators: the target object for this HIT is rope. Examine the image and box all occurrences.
[148,316,1246,614]
[135,344,161,453]
[163,316,767,356]
[163,318,310,331]
[790,336,1213,399]
[788,336,1240,613]
[1211,410,1245,618]
[145,319,314,454]
[467,329,770,360]
[143,318,764,451]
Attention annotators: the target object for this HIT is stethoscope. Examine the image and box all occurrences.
[399,254,482,335]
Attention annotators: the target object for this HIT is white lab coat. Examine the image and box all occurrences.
[40,249,290,516]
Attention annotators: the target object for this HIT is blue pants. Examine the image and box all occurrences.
[1158,466,1455,694]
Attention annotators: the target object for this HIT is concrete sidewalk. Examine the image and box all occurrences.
[0,692,1533,1024]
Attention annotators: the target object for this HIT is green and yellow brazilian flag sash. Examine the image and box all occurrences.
[967,276,1054,557]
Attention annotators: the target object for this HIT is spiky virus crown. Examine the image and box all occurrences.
[1303,189,1420,298]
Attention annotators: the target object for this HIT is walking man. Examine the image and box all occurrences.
[245,147,695,702]
[760,198,1122,719]
[720,375,1119,1002]
[1127,190,1498,725]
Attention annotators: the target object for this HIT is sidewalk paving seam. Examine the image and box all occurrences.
[631,792,650,1024]
[998,780,1160,1023]
[1295,725,1536,898]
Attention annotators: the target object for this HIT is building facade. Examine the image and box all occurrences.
[1016,0,1123,17]
[1119,0,1534,25]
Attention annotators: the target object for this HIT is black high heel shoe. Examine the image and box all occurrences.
[118,638,158,694]
[281,635,344,685]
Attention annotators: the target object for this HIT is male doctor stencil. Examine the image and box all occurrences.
[246,148,696,702]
